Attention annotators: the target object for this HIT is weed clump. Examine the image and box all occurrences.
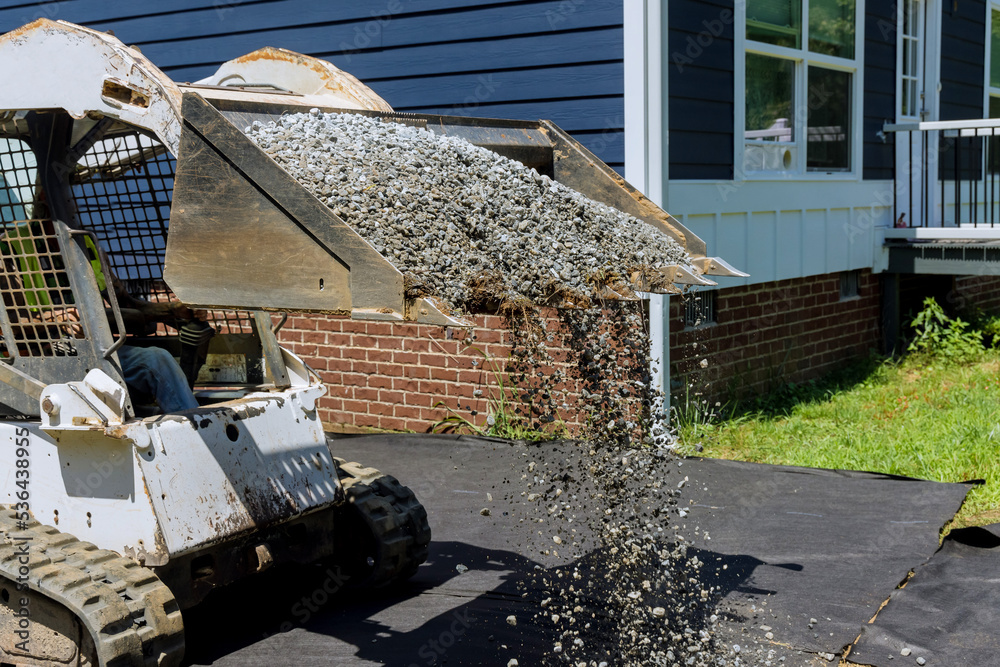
[908,297,984,363]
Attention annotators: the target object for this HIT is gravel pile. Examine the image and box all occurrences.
[244,109,690,312]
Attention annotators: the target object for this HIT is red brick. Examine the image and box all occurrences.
[403,365,430,379]
[341,320,367,334]
[402,338,430,352]
[355,413,379,428]
[393,351,420,364]
[302,331,326,345]
[295,344,319,358]
[320,371,343,386]
[392,377,420,392]
[354,387,379,401]
[379,363,405,377]
[352,335,377,348]
[394,405,423,419]
[432,340,460,355]
[365,322,395,337]
[374,390,403,405]
[405,419,430,432]
[325,358,351,373]
[367,349,393,363]
[368,375,393,389]
[430,367,458,381]
[420,353,450,368]
[341,372,367,387]
[326,333,351,347]
[378,416,408,432]
[404,392,434,407]
[342,399,369,414]
[418,380,449,395]
[351,361,377,375]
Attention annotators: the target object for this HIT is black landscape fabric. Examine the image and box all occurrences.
[848,522,1000,667]
[181,435,971,666]
[675,457,972,656]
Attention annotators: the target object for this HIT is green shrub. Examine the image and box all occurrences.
[963,307,1000,349]
[907,297,984,362]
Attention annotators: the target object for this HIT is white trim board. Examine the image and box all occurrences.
[623,0,664,207]
[883,227,1000,240]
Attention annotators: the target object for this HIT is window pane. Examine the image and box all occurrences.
[746,54,795,142]
[989,97,1000,173]
[809,0,855,57]
[747,0,801,48]
[807,67,851,170]
[992,10,1000,88]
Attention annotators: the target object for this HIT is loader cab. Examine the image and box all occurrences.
[0,110,275,418]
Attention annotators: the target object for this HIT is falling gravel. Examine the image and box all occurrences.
[244,109,689,312]
[246,108,747,664]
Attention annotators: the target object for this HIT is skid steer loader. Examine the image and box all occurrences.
[0,19,744,666]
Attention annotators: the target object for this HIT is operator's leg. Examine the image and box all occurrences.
[117,345,199,412]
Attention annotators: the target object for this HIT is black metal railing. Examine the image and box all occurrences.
[883,119,1000,228]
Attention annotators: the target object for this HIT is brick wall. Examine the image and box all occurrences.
[669,270,882,407]
[278,315,506,433]
[276,271,884,432]
[953,275,1000,315]
[278,312,599,435]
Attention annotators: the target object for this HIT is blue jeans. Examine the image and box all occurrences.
[117,345,198,413]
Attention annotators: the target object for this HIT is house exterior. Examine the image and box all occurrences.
[0,0,996,428]
[629,0,1000,404]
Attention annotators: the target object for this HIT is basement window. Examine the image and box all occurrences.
[684,291,717,328]
[840,270,860,300]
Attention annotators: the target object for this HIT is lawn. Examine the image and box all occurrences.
[674,352,1000,529]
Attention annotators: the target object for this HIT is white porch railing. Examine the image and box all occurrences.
[883,118,1000,229]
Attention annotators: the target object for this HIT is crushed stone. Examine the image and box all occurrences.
[244,111,690,312]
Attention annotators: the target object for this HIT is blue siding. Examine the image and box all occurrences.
[667,0,735,180]
[939,0,986,181]
[0,0,625,173]
[940,0,986,121]
[862,0,895,180]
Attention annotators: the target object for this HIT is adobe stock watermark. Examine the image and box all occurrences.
[261,565,352,637]
[445,75,501,114]
[213,0,243,20]
[671,9,734,73]
[546,0,586,30]
[339,0,409,63]
[406,609,473,667]
[20,0,62,25]
[587,114,625,158]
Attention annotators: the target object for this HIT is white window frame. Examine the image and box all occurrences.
[899,0,924,119]
[735,0,866,180]
[987,2,1000,117]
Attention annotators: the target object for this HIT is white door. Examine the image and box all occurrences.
[895,0,939,227]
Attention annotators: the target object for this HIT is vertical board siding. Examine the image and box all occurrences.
[0,0,625,173]
[939,0,986,121]
[666,0,735,180]
[863,0,896,180]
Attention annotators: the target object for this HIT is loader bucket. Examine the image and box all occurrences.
[0,19,745,331]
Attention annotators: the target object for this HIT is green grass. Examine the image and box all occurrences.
[675,353,1000,529]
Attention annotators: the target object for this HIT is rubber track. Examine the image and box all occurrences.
[0,509,184,667]
[334,459,431,586]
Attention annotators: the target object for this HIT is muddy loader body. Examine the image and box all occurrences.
[0,19,742,666]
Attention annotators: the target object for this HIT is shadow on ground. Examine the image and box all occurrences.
[183,539,781,666]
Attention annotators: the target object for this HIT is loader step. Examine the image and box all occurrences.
[0,509,184,667]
